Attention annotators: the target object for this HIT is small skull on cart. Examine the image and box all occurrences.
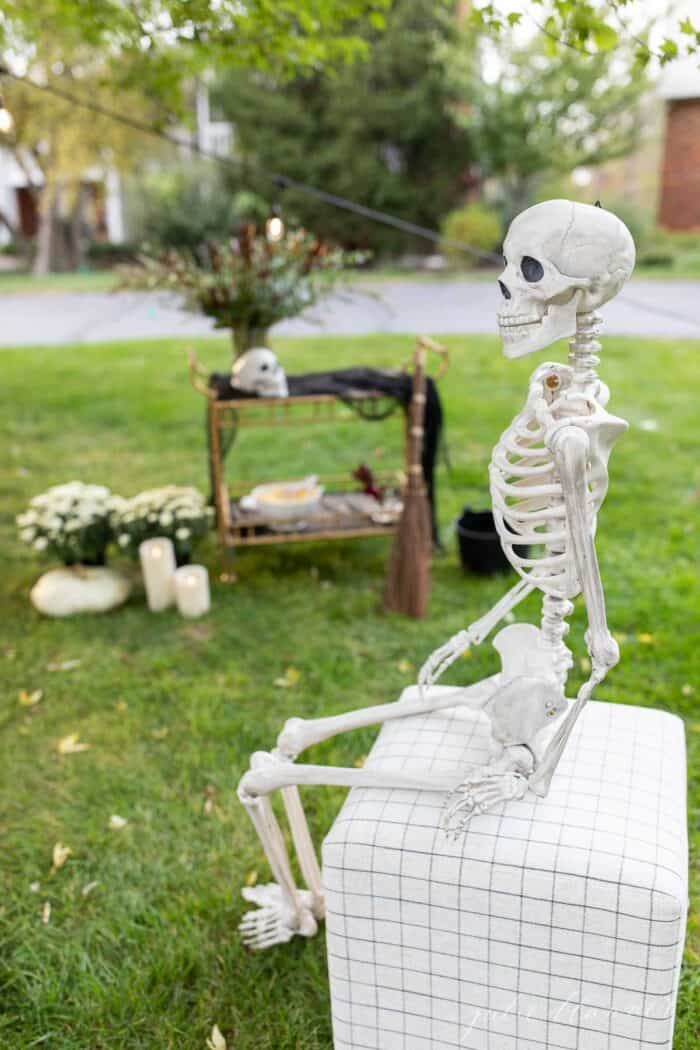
[232,348,289,398]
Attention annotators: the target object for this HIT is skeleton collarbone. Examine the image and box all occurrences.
[490,362,627,597]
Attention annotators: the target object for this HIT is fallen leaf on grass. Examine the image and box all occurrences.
[354,755,367,768]
[151,727,169,740]
[81,881,99,897]
[108,815,128,830]
[274,667,301,689]
[19,689,43,707]
[396,659,413,675]
[637,633,655,645]
[41,901,51,925]
[245,870,258,887]
[51,843,72,872]
[116,700,128,713]
[57,734,89,755]
[580,656,592,673]
[203,784,216,816]
[688,724,700,733]
[46,660,82,672]
[682,684,693,697]
[29,882,40,893]
[207,1024,227,1050]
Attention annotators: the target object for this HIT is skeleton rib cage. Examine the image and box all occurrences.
[490,365,608,602]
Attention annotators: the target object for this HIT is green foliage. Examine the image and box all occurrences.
[1,0,392,103]
[0,332,699,1048]
[111,487,212,563]
[126,164,261,252]
[468,1,700,69]
[441,203,503,266]
[446,29,648,219]
[637,228,700,274]
[215,0,473,256]
[120,226,367,336]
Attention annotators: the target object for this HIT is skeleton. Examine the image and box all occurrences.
[237,199,635,948]
[231,347,289,398]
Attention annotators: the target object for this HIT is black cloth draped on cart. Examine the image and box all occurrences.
[207,367,444,544]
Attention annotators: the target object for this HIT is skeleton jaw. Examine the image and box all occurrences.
[498,297,578,358]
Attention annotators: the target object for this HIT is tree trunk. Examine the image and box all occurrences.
[32,185,57,276]
[231,322,270,359]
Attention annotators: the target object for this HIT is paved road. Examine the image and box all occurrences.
[1,278,699,346]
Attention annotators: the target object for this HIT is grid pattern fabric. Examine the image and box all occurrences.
[322,695,687,1050]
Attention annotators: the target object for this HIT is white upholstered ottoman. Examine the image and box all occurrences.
[322,695,687,1050]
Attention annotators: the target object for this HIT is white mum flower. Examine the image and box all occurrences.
[175,527,190,540]
[160,512,173,526]
[20,528,36,542]
[34,537,49,551]
[118,534,130,547]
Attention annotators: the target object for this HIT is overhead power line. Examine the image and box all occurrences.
[0,64,501,263]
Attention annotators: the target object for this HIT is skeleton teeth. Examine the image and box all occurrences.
[497,313,542,328]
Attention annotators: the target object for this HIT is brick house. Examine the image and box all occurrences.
[658,60,700,230]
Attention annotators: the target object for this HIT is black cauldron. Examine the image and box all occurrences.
[456,506,529,575]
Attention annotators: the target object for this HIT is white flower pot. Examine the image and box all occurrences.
[30,566,131,618]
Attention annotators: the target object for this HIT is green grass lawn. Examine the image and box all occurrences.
[1,333,698,1048]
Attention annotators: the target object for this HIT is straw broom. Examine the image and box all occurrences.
[383,338,432,618]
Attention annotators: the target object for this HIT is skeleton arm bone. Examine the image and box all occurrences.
[417,577,535,696]
[529,425,617,796]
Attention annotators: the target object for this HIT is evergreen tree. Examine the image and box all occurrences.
[217,0,473,255]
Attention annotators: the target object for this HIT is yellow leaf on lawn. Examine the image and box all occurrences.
[19,689,43,707]
[41,901,51,925]
[396,659,413,674]
[460,648,472,660]
[51,843,72,872]
[580,657,592,673]
[108,815,128,830]
[206,1024,227,1050]
[682,684,694,697]
[354,755,367,768]
[245,870,258,887]
[116,700,128,713]
[57,733,89,755]
[274,666,301,688]
[637,633,655,644]
[151,727,169,740]
[688,724,700,733]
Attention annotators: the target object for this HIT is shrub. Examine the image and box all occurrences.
[16,482,119,566]
[111,486,213,563]
[440,204,502,268]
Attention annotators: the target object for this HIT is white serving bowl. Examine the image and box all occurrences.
[249,477,324,522]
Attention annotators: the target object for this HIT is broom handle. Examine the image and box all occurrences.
[407,341,427,491]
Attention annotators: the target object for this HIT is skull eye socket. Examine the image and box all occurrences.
[260,363,270,371]
[521,256,544,282]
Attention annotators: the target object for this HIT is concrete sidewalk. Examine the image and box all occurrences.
[1,278,698,346]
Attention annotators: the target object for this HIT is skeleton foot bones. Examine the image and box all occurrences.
[237,199,634,947]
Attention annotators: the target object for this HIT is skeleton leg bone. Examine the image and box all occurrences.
[238,753,319,950]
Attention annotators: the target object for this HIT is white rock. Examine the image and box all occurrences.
[30,567,131,617]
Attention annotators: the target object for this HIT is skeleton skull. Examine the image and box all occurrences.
[497,199,635,358]
[231,348,289,398]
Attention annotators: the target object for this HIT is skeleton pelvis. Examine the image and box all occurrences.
[487,624,569,750]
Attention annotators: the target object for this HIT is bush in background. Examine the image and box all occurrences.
[440,203,502,268]
[126,163,269,251]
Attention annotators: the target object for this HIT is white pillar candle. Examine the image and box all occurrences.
[174,564,210,618]
[139,537,176,611]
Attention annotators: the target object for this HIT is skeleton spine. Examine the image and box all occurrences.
[568,310,602,390]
